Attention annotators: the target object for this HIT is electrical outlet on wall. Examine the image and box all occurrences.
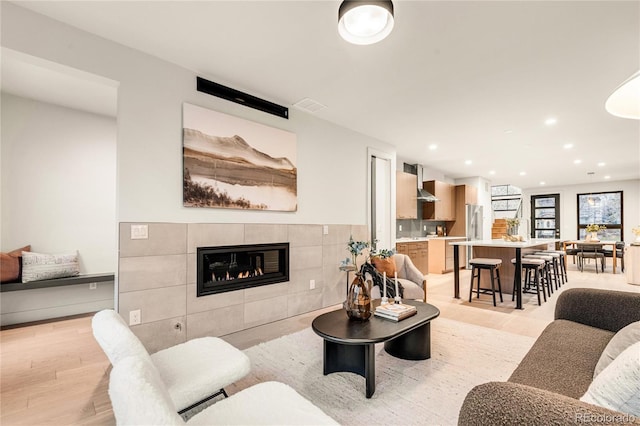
[323,225,329,235]
[423,225,427,231]
[129,309,141,326]
[131,224,148,240]
[399,225,402,231]
[89,282,97,290]
[309,279,316,290]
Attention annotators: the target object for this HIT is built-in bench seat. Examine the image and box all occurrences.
[0,273,114,326]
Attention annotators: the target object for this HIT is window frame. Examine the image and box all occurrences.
[576,190,623,240]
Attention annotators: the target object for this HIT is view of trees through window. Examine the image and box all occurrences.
[577,191,623,240]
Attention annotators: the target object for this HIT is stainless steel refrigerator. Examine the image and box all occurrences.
[465,205,484,268]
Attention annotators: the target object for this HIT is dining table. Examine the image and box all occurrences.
[449,238,560,310]
[562,240,618,273]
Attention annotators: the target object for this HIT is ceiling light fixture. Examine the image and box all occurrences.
[597,162,606,167]
[464,160,472,165]
[338,1,394,45]
[563,143,573,149]
[544,117,557,126]
[574,159,582,164]
[428,144,438,150]
[605,70,640,119]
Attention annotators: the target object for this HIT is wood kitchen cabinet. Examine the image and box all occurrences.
[422,180,455,221]
[395,241,428,275]
[427,238,466,274]
[449,184,479,237]
[396,171,417,219]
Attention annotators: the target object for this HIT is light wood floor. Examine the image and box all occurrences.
[1,262,637,425]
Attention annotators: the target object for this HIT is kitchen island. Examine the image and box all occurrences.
[449,239,560,309]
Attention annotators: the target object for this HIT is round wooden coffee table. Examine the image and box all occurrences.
[311,299,440,398]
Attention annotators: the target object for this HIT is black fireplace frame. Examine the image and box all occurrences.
[196,242,290,297]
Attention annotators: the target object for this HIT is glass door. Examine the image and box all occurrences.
[531,194,560,239]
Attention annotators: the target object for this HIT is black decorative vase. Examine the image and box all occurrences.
[343,273,371,321]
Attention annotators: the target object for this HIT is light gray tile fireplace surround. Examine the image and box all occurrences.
[119,223,368,352]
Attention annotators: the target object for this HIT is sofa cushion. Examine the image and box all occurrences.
[580,341,640,417]
[150,337,251,412]
[594,320,640,378]
[508,319,614,398]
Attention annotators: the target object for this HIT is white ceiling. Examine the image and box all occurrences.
[1,48,118,117]
[10,1,640,189]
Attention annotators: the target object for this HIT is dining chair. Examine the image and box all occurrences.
[603,241,625,272]
[576,244,605,273]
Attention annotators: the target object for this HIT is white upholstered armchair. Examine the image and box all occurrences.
[366,253,427,301]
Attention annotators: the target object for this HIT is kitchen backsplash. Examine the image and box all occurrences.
[397,219,446,239]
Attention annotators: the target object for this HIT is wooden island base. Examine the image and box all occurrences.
[472,243,552,295]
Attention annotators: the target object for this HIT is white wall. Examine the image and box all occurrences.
[522,179,640,243]
[1,3,395,227]
[1,94,117,273]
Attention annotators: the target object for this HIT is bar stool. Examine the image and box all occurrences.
[524,254,555,297]
[468,258,503,307]
[511,258,546,305]
[535,251,564,287]
[542,250,568,283]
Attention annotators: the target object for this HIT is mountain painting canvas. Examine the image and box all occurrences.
[183,103,297,211]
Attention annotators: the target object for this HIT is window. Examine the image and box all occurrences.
[577,191,623,240]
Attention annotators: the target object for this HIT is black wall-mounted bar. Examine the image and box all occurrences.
[196,77,289,119]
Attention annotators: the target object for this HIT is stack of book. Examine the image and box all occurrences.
[374,303,417,322]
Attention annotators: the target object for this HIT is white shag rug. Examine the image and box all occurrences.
[225,317,536,426]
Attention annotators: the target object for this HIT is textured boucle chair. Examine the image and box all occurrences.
[109,355,338,425]
[92,309,250,414]
[458,288,640,425]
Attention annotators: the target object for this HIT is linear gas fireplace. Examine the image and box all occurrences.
[197,243,289,296]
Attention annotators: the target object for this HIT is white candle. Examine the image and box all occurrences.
[394,272,399,298]
[383,271,387,298]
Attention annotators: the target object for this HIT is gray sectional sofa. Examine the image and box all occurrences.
[459,288,640,425]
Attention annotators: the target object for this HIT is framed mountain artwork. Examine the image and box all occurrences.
[182,103,297,211]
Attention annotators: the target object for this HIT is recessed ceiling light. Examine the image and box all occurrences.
[597,162,606,167]
[464,160,472,165]
[428,144,438,150]
[503,129,513,134]
[519,171,526,176]
[545,117,557,126]
[563,143,573,149]
[604,175,611,179]
[574,159,582,164]
[489,170,496,175]
[540,181,546,185]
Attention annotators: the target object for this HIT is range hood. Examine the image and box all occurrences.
[417,188,439,202]
[412,163,439,202]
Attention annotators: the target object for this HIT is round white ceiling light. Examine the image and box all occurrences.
[338,1,394,45]
[605,70,640,119]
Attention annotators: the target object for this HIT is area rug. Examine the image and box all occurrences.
[227,317,536,426]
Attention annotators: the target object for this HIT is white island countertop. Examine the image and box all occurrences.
[448,238,561,248]
[396,236,467,243]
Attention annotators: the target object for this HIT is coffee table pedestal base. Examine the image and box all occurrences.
[323,340,376,398]
[384,322,431,360]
